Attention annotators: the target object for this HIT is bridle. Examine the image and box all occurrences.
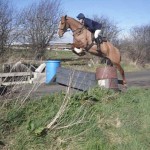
[58,15,68,33]
[59,15,85,36]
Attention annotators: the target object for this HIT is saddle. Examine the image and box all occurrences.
[100,36,107,43]
[85,35,107,53]
[95,35,107,44]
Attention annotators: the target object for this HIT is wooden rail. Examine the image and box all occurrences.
[49,43,72,50]
[0,72,32,86]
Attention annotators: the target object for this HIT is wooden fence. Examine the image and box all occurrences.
[0,72,32,86]
[49,43,72,50]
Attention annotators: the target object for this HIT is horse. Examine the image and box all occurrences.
[58,15,127,86]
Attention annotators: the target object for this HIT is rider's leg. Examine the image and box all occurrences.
[94,30,101,39]
[94,30,101,51]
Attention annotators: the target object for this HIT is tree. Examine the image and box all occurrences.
[93,15,121,45]
[18,0,63,59]
[120,24,150,65]
[0,0,14,56]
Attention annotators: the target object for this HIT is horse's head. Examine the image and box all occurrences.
[58,15,70,38]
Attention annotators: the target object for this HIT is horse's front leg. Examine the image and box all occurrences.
[74,47,83,53]
[72,42,86,56]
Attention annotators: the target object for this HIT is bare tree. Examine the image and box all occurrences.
[18,0,63,59]
[120,24,150,65]
[0,0,14,56]
[93,15,121,45]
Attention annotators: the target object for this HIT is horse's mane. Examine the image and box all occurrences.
[65,15,92,33]
[66,16,82,25]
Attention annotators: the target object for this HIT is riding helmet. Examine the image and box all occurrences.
[77,13,85,19]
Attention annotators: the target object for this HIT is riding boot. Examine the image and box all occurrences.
[95,37,100,52]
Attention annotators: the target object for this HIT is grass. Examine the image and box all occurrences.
[1,49,149,73]
[0,48,150,149]
[121,61,145,72]
[0,87,150,150]
[46,50,78,60]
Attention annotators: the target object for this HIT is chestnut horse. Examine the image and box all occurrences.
[58,15,126,85]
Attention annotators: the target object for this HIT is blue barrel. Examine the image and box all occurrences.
[45,60,61,84]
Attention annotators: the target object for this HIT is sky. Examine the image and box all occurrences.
[11,0,150,42]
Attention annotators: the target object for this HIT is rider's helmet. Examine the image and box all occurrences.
[77,13,85,20]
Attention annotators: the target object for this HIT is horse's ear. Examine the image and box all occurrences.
[65,15,67,20]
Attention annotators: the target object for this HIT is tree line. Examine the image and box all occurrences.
[0,0,62,59]
[0,0,150,65]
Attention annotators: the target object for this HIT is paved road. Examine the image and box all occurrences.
[124,70,150,88]
[1,70,149,100]
[29,70,150,98]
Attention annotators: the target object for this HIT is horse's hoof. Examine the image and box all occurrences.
[79,51,86,56]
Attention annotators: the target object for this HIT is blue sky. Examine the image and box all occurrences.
[12,0,150,30]
[63,0,150,31]
[12,0,150,41]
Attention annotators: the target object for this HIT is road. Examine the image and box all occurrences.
[125,70,150,88]
[0,70,149,100]
[29,70,150,98]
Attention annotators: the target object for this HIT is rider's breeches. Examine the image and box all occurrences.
[94,30,101,38]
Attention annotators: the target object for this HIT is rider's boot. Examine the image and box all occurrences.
[95,37,102,54]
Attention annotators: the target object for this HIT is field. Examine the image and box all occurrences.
[0,87,150,150]
[0,49,150,150]
[1,49,150,73]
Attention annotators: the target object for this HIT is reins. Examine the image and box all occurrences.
[72,26,85,36]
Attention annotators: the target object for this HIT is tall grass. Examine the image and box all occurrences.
[1,49,149,73]
[0,87,150,150]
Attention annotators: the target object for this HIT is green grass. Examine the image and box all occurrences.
[121,62,143,72]
[1,49,149,73]
[46,50,78,59]
[0,87,150,150]
[46,51,150,72]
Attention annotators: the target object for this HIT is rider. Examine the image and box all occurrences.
[76,13,103,51]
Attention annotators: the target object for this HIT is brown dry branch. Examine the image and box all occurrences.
[46,70,75,130]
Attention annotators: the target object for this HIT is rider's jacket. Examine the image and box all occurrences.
[84,18,102,33]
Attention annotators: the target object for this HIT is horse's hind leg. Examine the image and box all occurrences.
[116,63,127,86]
[106,58,113,66]
[101,57,113,66]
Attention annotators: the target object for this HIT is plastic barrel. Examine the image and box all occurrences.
[45,60,61,84]
[96,66,119,90]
